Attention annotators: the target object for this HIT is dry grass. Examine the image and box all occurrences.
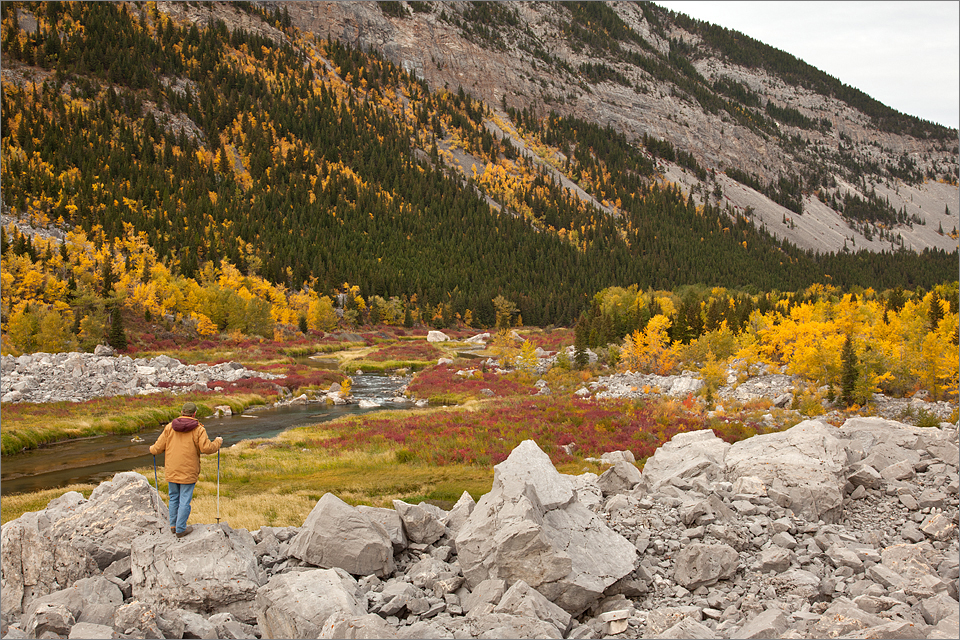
[1,483,97,524]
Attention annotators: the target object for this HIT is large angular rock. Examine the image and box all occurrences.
[21,601,76,638]
[256,569,366,640]
[461,579,507,614]
[837,417,922,451]
[288,493,395,578]
[812,597,885,637]
[878,543,949,598]
[392,500,447,545]
[1,500,99,622]
[654,617,718,639]
[919,593,960,625]
[597,460,642,497]
[640,430,730,491]
[20,576,123,635]
[644,606,703,636]
[130,524,263,623]
[466,613,564,639]
[672,543,739,589]
[51,473,169,571]
[735,608,788,639]
[67,622,117,639]
[442,491,476,536]
[915,426,960,466]
[492,580,572,636]
[725,420,847,523]
[455,440,637,615]
[356,506,408,552]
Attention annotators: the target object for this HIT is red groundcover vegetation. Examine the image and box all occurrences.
[364,341,443,361]
[404,365,539,401]
[311,396,772,467]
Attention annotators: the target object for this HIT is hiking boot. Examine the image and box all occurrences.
[175,526,193,538]
[170,527,176,534]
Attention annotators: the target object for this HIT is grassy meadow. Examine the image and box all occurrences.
[1,326,800,527]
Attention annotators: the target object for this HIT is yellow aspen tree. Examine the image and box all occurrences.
[194,312,219,337]
[517,340,539,374]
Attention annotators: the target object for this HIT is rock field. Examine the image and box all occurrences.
[1,414,957,639]
[0,345,283,405]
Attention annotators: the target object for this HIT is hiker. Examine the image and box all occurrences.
[150,402,222,538]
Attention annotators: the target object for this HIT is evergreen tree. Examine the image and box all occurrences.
[101,258,115,296]
[840,333,857,407]
[929,292,944,331]
[108,305,128,350]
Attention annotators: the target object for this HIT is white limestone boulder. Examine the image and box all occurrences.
[256,569,366,640]
[640,429,730,492]
[288,493,395,578]
[724,420,848,523]
[130,524,263,623]
[455,440,637,615]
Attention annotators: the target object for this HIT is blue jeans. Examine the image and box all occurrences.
[168,482,195,533]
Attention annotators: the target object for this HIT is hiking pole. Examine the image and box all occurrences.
[216,449,221,525]
[153,455,163,533]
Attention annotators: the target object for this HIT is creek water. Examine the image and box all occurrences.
[1,372,412,496]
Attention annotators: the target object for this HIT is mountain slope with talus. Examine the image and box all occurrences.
[268,0,959,255]
[1,1,956,328]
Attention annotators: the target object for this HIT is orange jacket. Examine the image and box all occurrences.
[149,416,220,484]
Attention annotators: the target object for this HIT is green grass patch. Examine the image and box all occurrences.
[2,390,786,529]
[0,393,268,455]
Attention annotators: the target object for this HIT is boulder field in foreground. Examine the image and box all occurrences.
[1,417,958,639]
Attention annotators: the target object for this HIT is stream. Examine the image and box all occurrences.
[0,373,412,496]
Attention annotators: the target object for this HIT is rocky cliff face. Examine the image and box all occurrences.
[256,0,959,255]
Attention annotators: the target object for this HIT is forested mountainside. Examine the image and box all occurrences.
[277,0,959,254]
[1,1,957,330]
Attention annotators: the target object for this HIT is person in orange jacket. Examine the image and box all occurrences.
[150,402,222,538]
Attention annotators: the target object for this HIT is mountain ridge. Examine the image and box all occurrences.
[1,0,957,330]
[262,0,958,254]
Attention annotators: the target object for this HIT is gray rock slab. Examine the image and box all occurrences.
[654,617,718,639]
[725,420,847,523]
[492,580,571,636]
[455,440,637,615]
[356,505,408,552]
[813,597,887,637]
[318,613,399,639]
[393,500,447,545]
[461,579,506,614]
[255,569,366,640]
[644,606,703,636]
[288,493,395,577]
[442,491,476,536]
[67,622,117,639]
[467,612,563,639]
[673,543,739,589]
[597,460,642,496]
[640,429,730,492]
[51,472,169,571]
[0,507,99,622]
[130,524,262,623]
[734,607,788,639]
